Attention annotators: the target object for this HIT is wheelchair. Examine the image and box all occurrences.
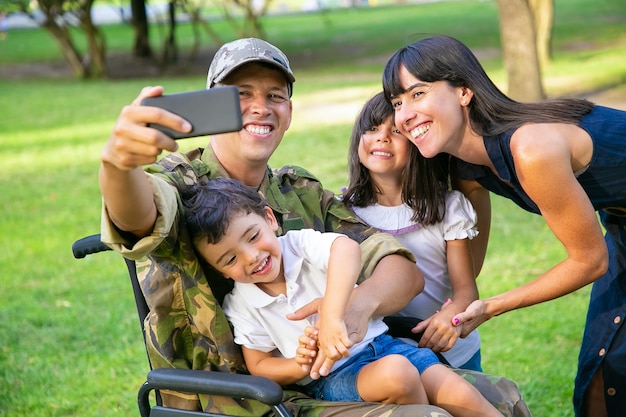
[72,234,531,417]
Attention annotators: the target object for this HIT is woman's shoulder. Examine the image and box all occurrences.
[510,123,574,163]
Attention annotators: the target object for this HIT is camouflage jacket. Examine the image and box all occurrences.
[101,146,426,415]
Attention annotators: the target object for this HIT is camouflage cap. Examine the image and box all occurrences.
[206,38,295,95]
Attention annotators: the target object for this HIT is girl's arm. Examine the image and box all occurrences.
[455,179,491,276]
[453,124,608,335]
[414,238,478,351]
[242,347,310,386]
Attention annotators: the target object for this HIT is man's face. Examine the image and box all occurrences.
[212,63,293,172]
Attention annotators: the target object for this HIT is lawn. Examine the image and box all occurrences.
[1,0,625,416]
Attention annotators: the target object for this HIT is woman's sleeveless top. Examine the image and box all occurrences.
[455,105,626,214]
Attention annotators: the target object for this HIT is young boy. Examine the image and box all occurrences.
[182,178,503,417]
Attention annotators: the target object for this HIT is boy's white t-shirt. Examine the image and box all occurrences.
[222,229,388,384]
[351,190,481,368]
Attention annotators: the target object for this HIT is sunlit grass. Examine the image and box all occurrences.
[1,1,625,416]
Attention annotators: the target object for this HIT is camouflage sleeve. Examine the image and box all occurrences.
[356,233,416,284]
[283,391,452,417]
[100,173,179,260]
[455,369,531,417]
[321,188,416,283]
[284,370,531,417]
[271,166,416,284]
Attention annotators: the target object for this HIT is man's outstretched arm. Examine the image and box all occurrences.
[99,86,189,237]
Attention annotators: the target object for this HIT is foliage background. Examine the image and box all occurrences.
[0,0,625,416]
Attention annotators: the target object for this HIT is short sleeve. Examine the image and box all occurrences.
[442,190,479,241]
[223,292,276,353]
[282,229,343,266]
[358,232,416,284]
[100,173,179,259]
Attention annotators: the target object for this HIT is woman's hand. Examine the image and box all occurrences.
[451,299,491,337]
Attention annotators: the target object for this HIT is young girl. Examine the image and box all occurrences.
[382,34,626,417]
[342,92,482,371]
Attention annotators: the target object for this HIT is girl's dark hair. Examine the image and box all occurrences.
[343,92,448,225]
[181,178,268,245]
[382,35,594,136]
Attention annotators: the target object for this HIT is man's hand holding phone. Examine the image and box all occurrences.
[101,86,181,172]
[140,86,242,139]
[102,86,242,173]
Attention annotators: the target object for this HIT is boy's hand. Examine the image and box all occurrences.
[317,318,353,362]
[295,326,318,373]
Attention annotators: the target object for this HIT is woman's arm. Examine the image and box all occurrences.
[455,179,491,276]
[453,124,608,335]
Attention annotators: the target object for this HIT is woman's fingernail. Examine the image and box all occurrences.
[453,317,460,326]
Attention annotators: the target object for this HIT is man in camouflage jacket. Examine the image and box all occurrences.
[100,38,530,417]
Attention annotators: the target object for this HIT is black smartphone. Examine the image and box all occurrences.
[140,86,242,139]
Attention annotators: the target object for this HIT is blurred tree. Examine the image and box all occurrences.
[529,0,553,68]
[8,0,106,78]
[1,0,274,76]
[159,0,177,65]
[496,0,546,101]
[179,0,223,61]
[214,0,272,39]
[130,0,152,58]
[157,0,273,67]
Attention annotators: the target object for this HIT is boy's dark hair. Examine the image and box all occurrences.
[181,177,268,245]
[342,92,448,225]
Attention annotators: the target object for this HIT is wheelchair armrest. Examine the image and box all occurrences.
[72,234,111,258]
[138,368,293,417]
[145,368,284,405]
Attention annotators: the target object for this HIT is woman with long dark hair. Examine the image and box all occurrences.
[383,34,626,417]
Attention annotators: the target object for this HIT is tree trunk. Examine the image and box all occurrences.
[131,0,152,58]
[161,0,178,66]
[181,3,223,60]
[35,0,106,79]
[529,0,554,68]
[228,0,266,38]
[496,0,545,101]
[80,0,107,78]
[41,17,86,78]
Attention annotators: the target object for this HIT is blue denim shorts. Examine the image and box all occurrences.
[302,333,440,401]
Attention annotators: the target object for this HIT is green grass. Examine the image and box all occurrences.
[1,0,625,416]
